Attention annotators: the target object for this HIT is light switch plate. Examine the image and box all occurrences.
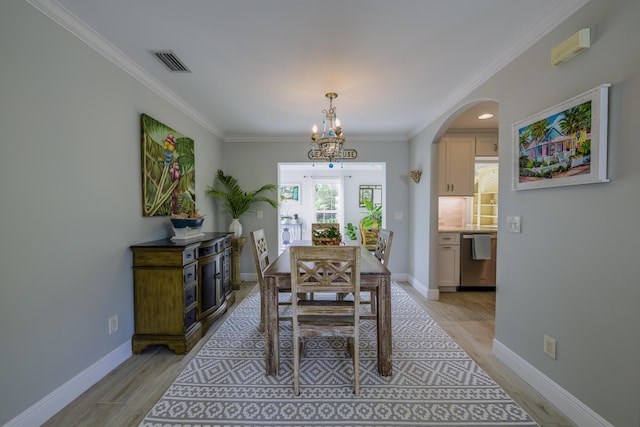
[507,215,521,233]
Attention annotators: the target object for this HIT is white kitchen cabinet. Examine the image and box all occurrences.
[475,135,499,156]
[439,136,475,196]
[437,233,460,290]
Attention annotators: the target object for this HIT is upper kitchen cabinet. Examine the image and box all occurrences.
[439,136,475,196]
[475,135,499,156]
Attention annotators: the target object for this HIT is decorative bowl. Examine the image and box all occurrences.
[170,218,204,229]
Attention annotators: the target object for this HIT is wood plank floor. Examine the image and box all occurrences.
[44,283,574,427]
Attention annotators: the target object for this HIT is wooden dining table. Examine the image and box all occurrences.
[261,242,392,376]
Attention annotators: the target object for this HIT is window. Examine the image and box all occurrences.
[313,180,341,224]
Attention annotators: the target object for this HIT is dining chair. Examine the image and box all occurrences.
[289,245,361,396]
[368,228,393,316]
[250,228,291,331]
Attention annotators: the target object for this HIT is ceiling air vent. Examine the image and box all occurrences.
[150,50,191,72]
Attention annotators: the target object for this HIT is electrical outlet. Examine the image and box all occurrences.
[394,211,403,220]
[544,334,556,359]
[109,315,119,335]
[257,210,263,219]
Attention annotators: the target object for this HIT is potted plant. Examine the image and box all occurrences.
[359,200,382,249]
[345,223,358,241]
[312,225,342,246]
[206,169,278,238]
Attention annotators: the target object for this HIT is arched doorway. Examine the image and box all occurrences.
[431,100,499,293]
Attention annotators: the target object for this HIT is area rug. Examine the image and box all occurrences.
[140,284,537,426]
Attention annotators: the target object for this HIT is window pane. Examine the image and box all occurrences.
[315,212,337,223]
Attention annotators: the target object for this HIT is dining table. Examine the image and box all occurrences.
[261,242,392,377]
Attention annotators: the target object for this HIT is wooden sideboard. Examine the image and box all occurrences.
[130,232,234,354]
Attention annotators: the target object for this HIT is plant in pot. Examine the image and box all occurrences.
[312,225,342,246]
[206,169,278,238]
[359,200,382,249]
[345,223,358,241]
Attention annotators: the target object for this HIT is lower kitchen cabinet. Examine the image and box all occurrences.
[130,232,234,354]
[437,233,460,291]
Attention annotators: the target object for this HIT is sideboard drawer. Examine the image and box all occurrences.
[184,264,197,285]
[198,243,216,258]
[184,307,198,331]
[184,285,197,310]
[214,238,226,253]
[183,247,197,265]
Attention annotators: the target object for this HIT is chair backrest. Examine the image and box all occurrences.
[290,245,360,302]
[374,229,394,266]
[250,229,270,285]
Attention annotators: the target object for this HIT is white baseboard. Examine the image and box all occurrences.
[5,341,131,427]
[492,339,613,427]
[406,274,439,300]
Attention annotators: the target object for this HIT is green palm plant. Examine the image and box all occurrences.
[206,170,278,236]
[359,200,382,250]
[360,200,382,229]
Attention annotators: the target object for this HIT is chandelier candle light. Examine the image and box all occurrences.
[309,92,357,167]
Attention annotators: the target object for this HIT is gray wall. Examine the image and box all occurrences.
[222,140,410,278]
[409,0,639,424]
[0,1,224,424]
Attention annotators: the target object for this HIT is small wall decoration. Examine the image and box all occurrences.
[141,114,195,216]
[280,184,300,203]
[512,84,609,190]
[408,170,422,183]
[359,185,382,207]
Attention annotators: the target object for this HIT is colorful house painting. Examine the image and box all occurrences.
[517,100,592,181]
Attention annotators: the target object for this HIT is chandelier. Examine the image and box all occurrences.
[308,92,357,167]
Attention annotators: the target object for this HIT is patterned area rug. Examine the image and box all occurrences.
[140,284,537,426]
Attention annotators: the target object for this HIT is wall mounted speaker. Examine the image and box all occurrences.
[551,28,590,66]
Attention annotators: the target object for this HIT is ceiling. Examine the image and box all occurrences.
[33,0,587,141]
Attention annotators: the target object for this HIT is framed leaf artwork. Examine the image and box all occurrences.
[140,114,195,216]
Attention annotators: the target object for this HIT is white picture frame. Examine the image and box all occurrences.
[512,84,610,191]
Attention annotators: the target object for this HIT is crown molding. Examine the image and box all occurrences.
[25,0,224,139]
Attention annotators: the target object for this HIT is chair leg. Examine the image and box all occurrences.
[344,336,359,396]
[370,291,377,315]
[293,331,300,396]
[299,337,306,358]
[353,334,360,397]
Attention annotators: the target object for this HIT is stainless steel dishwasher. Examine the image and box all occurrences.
[460,233,497,288]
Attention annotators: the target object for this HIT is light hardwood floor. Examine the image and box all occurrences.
[44,283,574,427]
